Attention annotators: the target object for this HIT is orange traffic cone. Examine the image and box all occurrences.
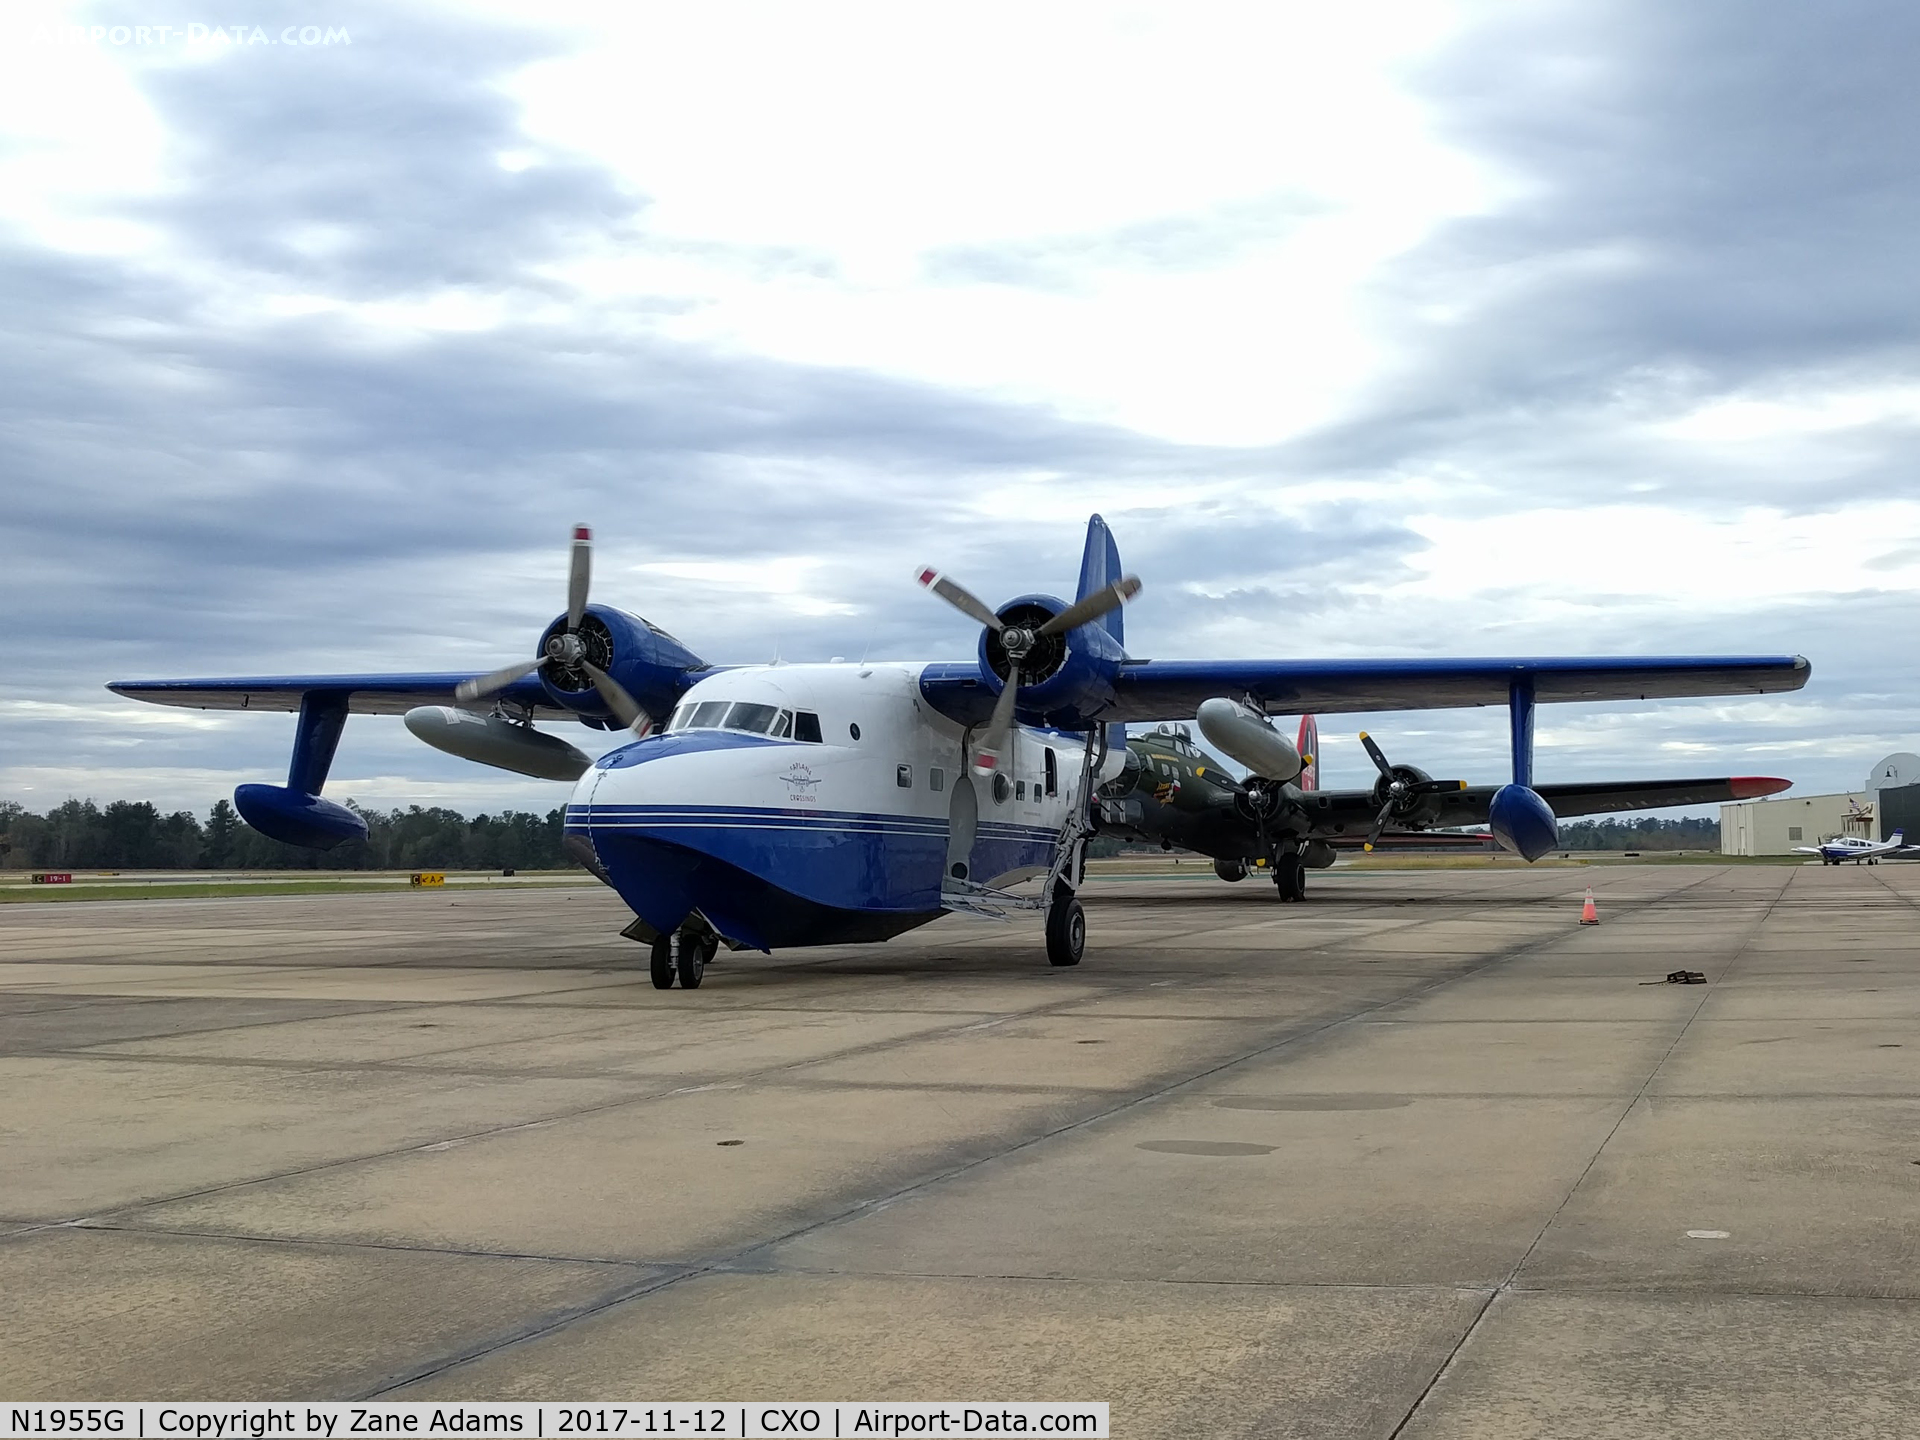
[1579,886,1599,925]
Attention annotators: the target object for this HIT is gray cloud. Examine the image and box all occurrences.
[6,0,1919,817]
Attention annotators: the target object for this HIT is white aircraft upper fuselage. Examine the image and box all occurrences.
[568,662,1125,951]
[1794,830,1913,864]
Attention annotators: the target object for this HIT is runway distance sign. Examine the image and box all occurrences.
[409,872,446,888]
[0,1407,1108,1440]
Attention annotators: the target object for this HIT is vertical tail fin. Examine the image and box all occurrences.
[1075,514,1126,646]
[1295,715,1318,791]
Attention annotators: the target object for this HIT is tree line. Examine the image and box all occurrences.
[0,799,578,871]
[1553,816,1719,850]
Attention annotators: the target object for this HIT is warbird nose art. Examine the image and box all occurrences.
[111,515,1810,983]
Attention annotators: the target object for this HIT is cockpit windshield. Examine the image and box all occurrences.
[664,699,815,739]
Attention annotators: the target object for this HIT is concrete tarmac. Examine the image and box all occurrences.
[3,864,1918,1436]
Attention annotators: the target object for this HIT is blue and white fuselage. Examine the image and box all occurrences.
[1793,829,1915,865]
[567,662,1123,951]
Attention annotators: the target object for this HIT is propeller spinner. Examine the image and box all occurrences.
[456,526,655,736]
[915,565,1140,776]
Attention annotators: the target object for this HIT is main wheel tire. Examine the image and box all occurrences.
[676,934,711,989]
[1275,852,1305,902]
[1046,894,1086,967]
[649,935,675,989]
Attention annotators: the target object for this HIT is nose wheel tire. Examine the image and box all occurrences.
[677,934,713,989]
[649,935,675,989]
[1046,892,1086,967]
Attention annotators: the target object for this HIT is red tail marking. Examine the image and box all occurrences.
[1295,714,1319,791]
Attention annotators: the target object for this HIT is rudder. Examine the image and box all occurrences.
[1075,514,1125,646]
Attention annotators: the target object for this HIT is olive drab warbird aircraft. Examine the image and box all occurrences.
[1097,709,1792,900]
[110,516,1811,984]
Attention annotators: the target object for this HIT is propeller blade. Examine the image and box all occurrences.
[1358,730,1394,779]
[567,524,592,631]
[1363,795,1398,852]
[1037,575,1142,637]
[973,666,1022,776]
[581,660,649,732]
[915,566,1004,632]
[455,657,543,704]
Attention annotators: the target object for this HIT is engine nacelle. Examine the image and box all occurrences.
[976,593,1127,728]
[404,707,592,781]
[537,603,706,727]
[1196,698,1302,782]
[1373,763,1445,828]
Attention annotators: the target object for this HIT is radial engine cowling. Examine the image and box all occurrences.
[1373,763,1446,828]
[976,593,1127,728]
[536,604,705,730]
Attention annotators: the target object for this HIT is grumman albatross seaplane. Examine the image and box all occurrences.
[110,516,1810,983]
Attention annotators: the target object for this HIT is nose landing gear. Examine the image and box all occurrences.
[649,930,718,989]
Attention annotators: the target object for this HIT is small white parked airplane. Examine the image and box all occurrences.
[1794,830,1917,865]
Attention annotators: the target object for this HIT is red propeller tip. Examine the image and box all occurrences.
[915,567,937,586]
[573,525,591,541]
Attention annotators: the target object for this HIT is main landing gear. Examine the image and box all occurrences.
[1045,880,1085,966]
[1274,849,1307,903]
[650,930,717,989]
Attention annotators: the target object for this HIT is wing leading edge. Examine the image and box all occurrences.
[1105,655,1809,722]
[106,674,569,718]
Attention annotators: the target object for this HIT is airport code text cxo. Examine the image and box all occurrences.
[0,1407,1107,1440]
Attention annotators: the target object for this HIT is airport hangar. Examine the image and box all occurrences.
[1720,751,1920,855]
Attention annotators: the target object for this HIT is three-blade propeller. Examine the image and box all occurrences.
[915,566,1141,776]
[1358,731,1464,850]
[455,526,655,736]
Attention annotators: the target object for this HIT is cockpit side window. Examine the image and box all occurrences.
[769,709,793,738]
[793,711,823,743]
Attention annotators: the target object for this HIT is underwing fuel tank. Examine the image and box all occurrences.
[1196,697,1303,782]
[403,706,592,782]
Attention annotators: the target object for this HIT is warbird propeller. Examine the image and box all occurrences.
[110,515,1810,982]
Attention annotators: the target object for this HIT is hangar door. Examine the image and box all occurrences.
[1880,783,1920,842]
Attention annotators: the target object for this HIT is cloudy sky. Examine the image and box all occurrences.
[4,0,1918,818]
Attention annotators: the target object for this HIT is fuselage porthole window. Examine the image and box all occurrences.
[1016,780,1026,800]
[929,767,945,792]
[897,764,913,788]
[793,711,823,743]
[992,773,1011,805]
[1044,748,1057,796]
[849,722,862,741]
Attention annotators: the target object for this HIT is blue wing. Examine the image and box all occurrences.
[107,673,570,717]
[1107,654,1809,720]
